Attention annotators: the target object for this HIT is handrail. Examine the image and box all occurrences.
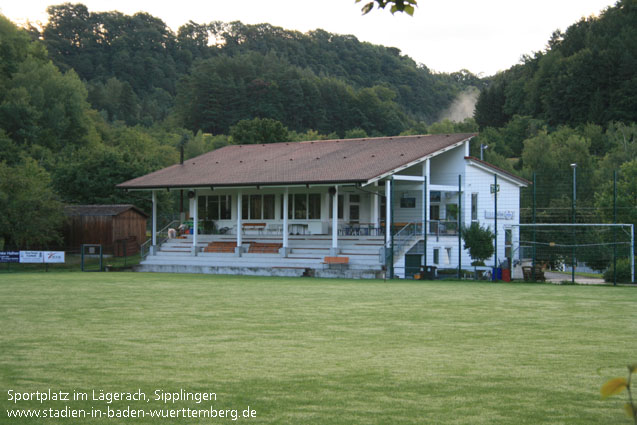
[140,220,180,261]
[380,222,424,266]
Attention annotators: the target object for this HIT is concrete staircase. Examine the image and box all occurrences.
[137,235,385,279]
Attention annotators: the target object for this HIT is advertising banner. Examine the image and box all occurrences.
[43,251,65,263]
[0,251,20,263]
[19,251,44,263]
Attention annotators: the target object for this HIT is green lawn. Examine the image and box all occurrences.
[0,273,635,424]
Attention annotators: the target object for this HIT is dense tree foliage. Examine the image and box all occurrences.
[229,118,290,144]
[474,0,637,129]
[0,158,64,249]
[32,4,470,132]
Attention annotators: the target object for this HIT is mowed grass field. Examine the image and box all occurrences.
[0,272,635,424]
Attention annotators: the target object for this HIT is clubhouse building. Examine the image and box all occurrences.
[118,133,529,278]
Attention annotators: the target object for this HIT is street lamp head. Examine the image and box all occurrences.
[570,163,577,168]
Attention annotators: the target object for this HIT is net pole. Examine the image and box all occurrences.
[532,172,536,281]
[494,173,498,280]
[572,165,576,284]
[458,174,462,280]
[613,170,617,286]
[389,177,394,279]
[630,224,635,283]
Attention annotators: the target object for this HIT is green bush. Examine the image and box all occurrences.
[603,257,635,283]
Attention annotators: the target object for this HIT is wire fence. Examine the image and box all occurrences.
[386,169,635,284]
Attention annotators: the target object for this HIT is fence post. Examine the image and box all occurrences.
[458,174,462,280]
[613,170,617,286]
[532,172,536,281]
[389,177,394,279]
[494,173,498,280]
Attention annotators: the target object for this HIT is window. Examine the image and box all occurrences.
[471,193,478,222]
[242,194,272,220]
[446,204,458,221]
[294,194,307,219]
[200,195,232,220]
[400,196,416,208]
[380,196,386,221]
[282,193,322,220]
[263,194,275,220]
[505,229,512,258]
[198,196,206,219]
[250,195,262,220]
[430,191,441,203]
[329,194,344,219]
[242,195,249,220]
[433,248,439,264]
[308,194,321,219]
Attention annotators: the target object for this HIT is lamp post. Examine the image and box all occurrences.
[571,163,577,284]
[480,144,488,161]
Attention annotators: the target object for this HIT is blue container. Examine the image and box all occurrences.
[491,267,502,281]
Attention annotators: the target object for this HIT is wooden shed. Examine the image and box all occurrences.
[63,205,148,255]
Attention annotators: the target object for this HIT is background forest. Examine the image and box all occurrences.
[0,0,635,255]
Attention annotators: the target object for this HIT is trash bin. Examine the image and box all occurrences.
[502,269,511,282]
[421,265,437,280]
[492,267,502,281]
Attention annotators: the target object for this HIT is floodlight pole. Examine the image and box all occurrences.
[480,144,488,161]
[571,163,577,284]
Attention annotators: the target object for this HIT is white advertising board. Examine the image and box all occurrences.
[43,251,65,263]
[19,251,44,263]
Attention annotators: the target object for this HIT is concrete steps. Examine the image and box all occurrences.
[140,234,386,279]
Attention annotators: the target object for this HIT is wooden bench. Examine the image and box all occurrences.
[203,241,237,253]
[322,256,349,269]
[522,265,546,282]
[248,242,282,254]
[242,223,266,234]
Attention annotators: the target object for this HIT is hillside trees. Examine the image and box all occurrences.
[474,0,637,129]
[0,159,64,249]
[36,5,471,130]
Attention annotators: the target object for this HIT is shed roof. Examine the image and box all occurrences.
[65,204,149,218]
[118,133,476,189]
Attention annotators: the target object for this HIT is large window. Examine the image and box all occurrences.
[282,193,322,220]
[199,195,232,220]
[242,194,275,220]
[263,194,275,219]
[471,193,478,222]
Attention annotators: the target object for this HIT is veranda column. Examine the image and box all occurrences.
[331,185,339,255]
[424,159,431,263]
[385,179,391,246]
[422,161,428,268]
[151,190,157,255]
[236,191,242,256]
[191,190,198,256]
[372,181,379,232]
[282,187,289,257]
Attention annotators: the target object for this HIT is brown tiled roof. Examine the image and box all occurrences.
[118,133,476,189]
[464,156,531,186]
[65,204,149,217]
